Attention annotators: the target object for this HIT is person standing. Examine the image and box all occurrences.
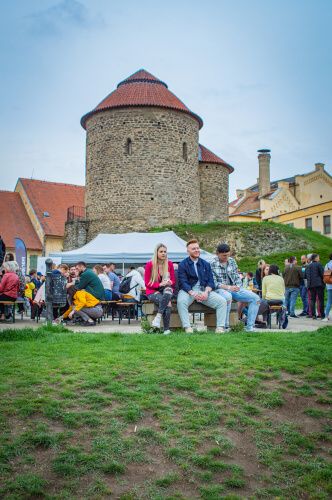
[145,244,175,335]
[211,243,260,332]
[177,240,227,333]
[305,254,325,319]
[0,236,6,267]
[255,259,265,294]
[322,253,332,322]
[283,256,302,318]
[299,255,309,316]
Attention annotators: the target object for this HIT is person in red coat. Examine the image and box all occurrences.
[144,244,176,335]
[0,261,20,320]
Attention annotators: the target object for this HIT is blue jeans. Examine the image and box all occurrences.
[177,285,227,328]
[325,288,332,318]
[215,289,232,327]
[227,288,260,329]
[285,287,300,315]
[299,285,308,314]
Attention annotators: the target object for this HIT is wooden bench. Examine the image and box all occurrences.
[142,300,239,330]
[100,300,137,324]
[0,297,24,323]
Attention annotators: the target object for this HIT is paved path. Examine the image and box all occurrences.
[0,312,329,334]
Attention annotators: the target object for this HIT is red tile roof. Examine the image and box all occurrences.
[18,179,85,237]
[0,191,42,250]
[199,144,234,173]
[81,69,203,130]
[229,192,260,216]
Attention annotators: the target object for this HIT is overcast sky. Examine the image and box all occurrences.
[1,0,331,199]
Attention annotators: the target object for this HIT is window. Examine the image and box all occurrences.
[323,215,331,234]
[287,223,294,228]
[305,218,312,230]
[29,255,38,270]
[182,142,188,161]
[126,138,132,155]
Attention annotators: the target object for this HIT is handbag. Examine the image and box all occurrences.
[323,269,332,285]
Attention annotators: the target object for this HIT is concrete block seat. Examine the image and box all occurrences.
[142,299,239,329]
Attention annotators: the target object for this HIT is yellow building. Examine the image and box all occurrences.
[229,150,332,238]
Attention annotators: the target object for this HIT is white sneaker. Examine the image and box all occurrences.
[321,317,329,322]
[163,330,171,335]
[215,327,226,333]
[185,327,193,333]
[152,314,161,328]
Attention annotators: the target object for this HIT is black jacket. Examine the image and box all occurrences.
[305,261,325,288]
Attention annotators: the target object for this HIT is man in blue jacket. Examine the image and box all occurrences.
[177,239,227,333]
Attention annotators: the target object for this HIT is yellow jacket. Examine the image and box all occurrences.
[24,282,35,299]
[63,290,100,318]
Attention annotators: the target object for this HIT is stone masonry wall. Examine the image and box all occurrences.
[199,163,229,222]
[85,107,201,240]
[63,220,88,251]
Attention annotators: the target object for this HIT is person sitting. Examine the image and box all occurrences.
[123,267,145,303]
[177,240,227,334]
[0,261,20,321]
[145,244,176,335]
[93,265,112,300]
[60,289,103,326]
[211,243,260,332]
[243,272,254,290]
[262,264,270,278]
[68,262,105,301]
[103,263,121,300]
[261,264,287,328]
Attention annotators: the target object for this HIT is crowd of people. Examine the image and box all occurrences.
[0,239,331,333]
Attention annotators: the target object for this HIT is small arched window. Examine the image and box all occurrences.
[126,138,132,155]
[182,142,188,161]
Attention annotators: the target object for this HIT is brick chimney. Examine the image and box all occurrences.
[257,149,271,197]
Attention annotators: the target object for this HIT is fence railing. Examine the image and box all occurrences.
[67,206,86,222]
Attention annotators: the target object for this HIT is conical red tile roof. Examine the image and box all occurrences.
[199,144,234,173]
[81,69,203,129]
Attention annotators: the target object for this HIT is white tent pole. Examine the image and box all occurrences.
[122,261,124,275]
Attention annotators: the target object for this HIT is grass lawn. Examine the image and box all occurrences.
[0,325,332,499]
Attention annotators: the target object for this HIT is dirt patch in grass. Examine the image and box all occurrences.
[262,391,328,433]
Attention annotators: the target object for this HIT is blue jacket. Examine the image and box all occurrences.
[178,257,216,293]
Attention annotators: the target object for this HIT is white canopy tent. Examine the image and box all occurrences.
[50,231,214,268]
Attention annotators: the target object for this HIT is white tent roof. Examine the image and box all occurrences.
[50,231,214,264]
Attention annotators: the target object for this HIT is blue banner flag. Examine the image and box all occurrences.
[15,238,27,276]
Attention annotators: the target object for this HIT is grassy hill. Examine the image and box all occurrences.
[151,221,332,272]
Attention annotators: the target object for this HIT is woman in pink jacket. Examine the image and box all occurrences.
[0,261,19,320]
[145,243,175,335]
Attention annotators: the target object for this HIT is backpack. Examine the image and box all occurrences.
[119,275,137,294]
[323,269,332,285]
[51,273,67,306]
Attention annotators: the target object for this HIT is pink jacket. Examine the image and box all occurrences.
[144,260,176,296]
[0,272,19,299]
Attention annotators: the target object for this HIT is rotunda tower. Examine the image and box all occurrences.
[81,69,203,238]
